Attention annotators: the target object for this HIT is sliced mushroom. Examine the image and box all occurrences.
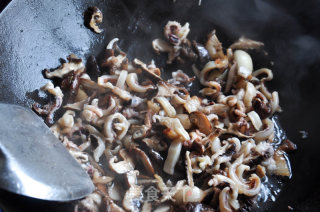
[252,94,272,119]
[131,147,155,175]
[119,149,135,168]
[279,139,297,153]
[60,70,82,102]
[270,150,291,177]
[192,41,210,66]
[152,38,179,64]
[109,156,134,174]
[190,111,213,135]
[101,50,127,74]
[133,59,162,82]
[45,54,84,78]
[84,7,103,33]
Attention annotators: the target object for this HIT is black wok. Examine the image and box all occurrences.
[0,0,320,211]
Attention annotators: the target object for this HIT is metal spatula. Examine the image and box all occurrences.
[0,103,94,201]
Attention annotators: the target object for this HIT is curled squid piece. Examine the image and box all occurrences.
[209,175,240,211]
[33,82,64,125]
[103,113,130,143]
[228,154,261,196]
[154,116,190,175]
[234,50,253,79]
[126,73,154,93]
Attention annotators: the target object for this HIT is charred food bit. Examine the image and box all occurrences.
[84,7,103,33]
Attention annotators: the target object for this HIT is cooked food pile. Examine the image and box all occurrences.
[33,21,296,212]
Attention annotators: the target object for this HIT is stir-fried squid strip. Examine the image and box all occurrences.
[234,50,253,79]
[126,73,154,92]
[199,61,224,88]
[247,111,263,131]
[107,38,119,49]
[243,82,256,110]
[103,113,130,142]
[116,70,128,89]
[163,140,182,175]
[101,81,132,101]
[228,154,261,196]
[91,135,106,162]
[219,187,234,212]
[225,62,237,93]
[252,68,273,81]
[33,82,64,125]
[270,91,281,114]
[81,99,104,125]
[155,96,176,117]
[209,175,240,211]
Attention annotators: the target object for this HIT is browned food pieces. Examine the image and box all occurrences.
[84,7,103,33]
[33,20,295,212]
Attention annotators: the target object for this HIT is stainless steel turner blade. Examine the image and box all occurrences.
[0,103,94,201]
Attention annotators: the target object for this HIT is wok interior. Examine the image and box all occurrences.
[0,0,320,211]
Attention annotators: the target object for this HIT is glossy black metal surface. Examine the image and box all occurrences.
[0,0,320,211]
